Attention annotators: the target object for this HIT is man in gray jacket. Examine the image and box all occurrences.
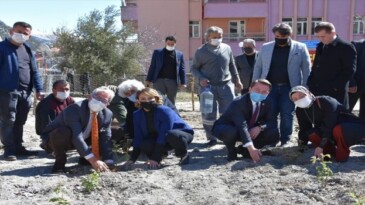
[252,23,311,146]
[191,26,243,146]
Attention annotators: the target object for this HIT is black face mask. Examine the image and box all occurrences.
[243,47,254,54]
[140,101,157,110]
[275,38,289,46]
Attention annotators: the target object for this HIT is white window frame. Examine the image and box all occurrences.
[228,20,245,40]
[353,16,364,34]
[311,17,322,35]
[297,18,307,36]
[282,18,293,28]
[189,21,200,38]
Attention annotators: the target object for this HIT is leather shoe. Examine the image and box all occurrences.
[51,163,67,173]
[236,145,250,158]
[4,154,17,161]
[206,139,217,147]
[16,147,38,156]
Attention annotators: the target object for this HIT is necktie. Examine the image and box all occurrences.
[249,102,260,128]
[91,112,100,159]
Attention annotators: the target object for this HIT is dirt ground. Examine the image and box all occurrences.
[1,100,365,205]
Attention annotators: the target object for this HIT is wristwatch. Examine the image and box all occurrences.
[259,124,267,131]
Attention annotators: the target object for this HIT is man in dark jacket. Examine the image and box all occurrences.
[349,39,365,122]
[308,22,357,109]
[0,22,43,161]
[36,80,75,136]
[235,38,258,95]
[212,79,279,162]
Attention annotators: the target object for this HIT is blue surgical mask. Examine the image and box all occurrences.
[127,93,137,102]
[250,92,267,102]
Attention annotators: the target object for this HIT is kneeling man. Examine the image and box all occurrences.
[212,79,279,162]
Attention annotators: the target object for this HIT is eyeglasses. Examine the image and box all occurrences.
[92,94,109,105]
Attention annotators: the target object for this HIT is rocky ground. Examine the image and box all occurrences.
[1,100,365,205]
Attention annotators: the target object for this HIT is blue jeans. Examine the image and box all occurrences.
[268,85,295,144]
[200,81,235,141]
[0,90,32,155]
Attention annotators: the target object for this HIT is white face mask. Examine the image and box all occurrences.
[11,32,29,44]
[294,96,313,108]
[56,91,70,101]
[88,98,106,113]
[210,38,222,46]
[166,45,175,51]
[127,93,137,102]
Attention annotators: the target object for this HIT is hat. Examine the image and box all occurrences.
[289,85,310,101]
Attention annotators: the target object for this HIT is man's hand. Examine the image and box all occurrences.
[199,79,209,87]
[235,81,243,91]
[247,145,262,163]
[145,81,152,87]
[314,147,324,158]
[36,92,44,101]
[249,126,261,140]
[348,86,358,94]
[145,160,160,169]
[88,157,110,172]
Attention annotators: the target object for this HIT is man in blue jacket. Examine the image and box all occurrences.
[145,36,186,105]
[0,22,43,161]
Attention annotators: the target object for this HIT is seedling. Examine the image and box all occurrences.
[49,183,70,205]
[311,154,333,187]
[349,192,365,205]
[81,170,101,192]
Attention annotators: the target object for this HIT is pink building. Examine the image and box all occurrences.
[121,0,365,70]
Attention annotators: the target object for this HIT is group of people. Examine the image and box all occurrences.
[1,20,365,174]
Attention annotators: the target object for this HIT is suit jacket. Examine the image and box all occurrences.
[235,52,258,89]
[41,99,113,159]
[213,93,276,144]
[351,39,365,88]
[252,40,311,87]
[146,48,186,85]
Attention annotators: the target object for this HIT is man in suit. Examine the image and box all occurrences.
[252,22,311,146]
[349,39,365,122]
[235,38,259,95]
[41,86,115,173]
[145,36,186,105]
[212,79,279,162]
[308,22,356,109]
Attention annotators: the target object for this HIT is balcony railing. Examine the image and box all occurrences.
[223,33,265,42]
[205,0,266,3]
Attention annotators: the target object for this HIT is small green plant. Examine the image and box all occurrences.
[49,183,70,205]
[81,170,101,192]
[311,154,333,187]
[349,192,365,205]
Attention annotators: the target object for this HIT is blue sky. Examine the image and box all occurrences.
[0,0,121,35]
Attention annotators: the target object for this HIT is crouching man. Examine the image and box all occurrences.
[41,86,115,173]
[212,79,279,162]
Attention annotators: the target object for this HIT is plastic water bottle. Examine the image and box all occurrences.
[200,86,214,114]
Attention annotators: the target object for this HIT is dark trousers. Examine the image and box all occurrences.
[214,124,279,154]
[0,90,32,155]
[140,129,193,159]
[309,85,349,109]
[349,88,365,122]
[153,78,178,105]
[46,126,121,166]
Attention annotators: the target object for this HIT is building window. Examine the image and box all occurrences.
[228,20,245,41]
[282,18,293,27]
[297,18,307,35]
[189,21,200,38]
[311,17,322,35]
[353,16,364,34]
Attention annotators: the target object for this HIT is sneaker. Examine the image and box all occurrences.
[179,153,190,165]
[4,154,17,161]
[206,139,217,147]
[16,147,38,156]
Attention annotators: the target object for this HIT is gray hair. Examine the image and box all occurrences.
[117,79,145,98]
[243,38,256,47]
[205,26,223,40]
[92,86,115,103]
